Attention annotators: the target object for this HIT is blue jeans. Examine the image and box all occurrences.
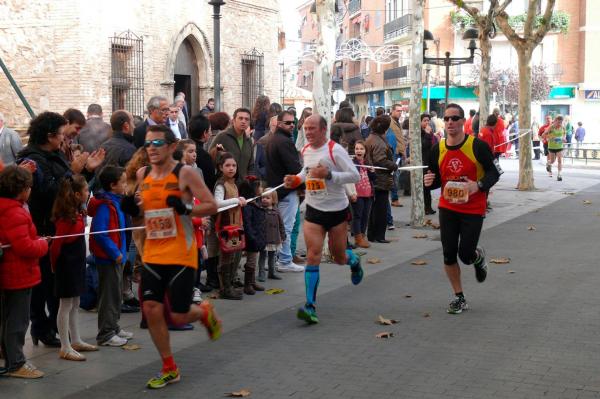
[277,191,299,265]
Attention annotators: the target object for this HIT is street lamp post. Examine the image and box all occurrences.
[279,61,285,105]
[500,73,509,114]
[209,0,225,112]
[423,28,478,114]
[425,64,432,113]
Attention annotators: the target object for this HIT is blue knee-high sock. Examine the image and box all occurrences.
[345,249,359,268]
[304,266,320,307]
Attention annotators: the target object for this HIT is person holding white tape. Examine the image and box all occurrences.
[424,104,501,315]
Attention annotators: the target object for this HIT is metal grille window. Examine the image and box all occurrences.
[241,48,264,108]
[110,31,144,117]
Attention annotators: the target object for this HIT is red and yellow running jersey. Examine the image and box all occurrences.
[438,135,486,215]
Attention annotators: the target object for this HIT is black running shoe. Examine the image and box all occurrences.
[473,247,488,283]
[447,296,469,314]
[557,175,562,181]
[546,164,551,173]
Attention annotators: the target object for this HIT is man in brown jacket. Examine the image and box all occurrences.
[389,104,405,208]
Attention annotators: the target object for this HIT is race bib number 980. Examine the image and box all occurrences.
[145,208,177,239]
[443,181,469,204]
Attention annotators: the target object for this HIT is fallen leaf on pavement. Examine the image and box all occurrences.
[226,389,251,397]
[122,344,141,351]
[367,257,381,264]
[404,294,412,298]
[265,288,284,295]
[562,192,575,196]
[430,222,440,229]
[583,200,592,205]
[422,312,431,318]
[424,218,432,225]
[413,233,428,239]
[508,270,516,274]
[411,259,428,266]
[375,332,394,339]
[490,257,511,264]
[377,315,398,325]
[527,225,536,231]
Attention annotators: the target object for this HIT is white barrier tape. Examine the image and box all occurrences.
[494,130,531,150]
[0,226,146,249]
[216,183,286,214]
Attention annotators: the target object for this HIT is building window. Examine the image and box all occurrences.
[241,48,264,108]
[110,30,144,117]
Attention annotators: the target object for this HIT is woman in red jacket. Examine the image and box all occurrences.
[0,166,49,378]
[478,114,497,155]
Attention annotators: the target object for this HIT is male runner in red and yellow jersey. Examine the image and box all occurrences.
[424,104,501,314]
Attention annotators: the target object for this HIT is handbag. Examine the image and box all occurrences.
[215,206,245,254]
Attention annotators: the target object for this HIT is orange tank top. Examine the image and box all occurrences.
[140,164,197,268]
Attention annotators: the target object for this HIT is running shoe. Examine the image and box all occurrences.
[99,335,127,347]
[199,301,222,341]
[387,224,395,230]
[349,255,364,286]
[297,305,319,324]
[192,287,202,303]
[557,175,562,181]
[117,330,134,340]
[147,369,180,389]
[546,164,551,173]
[447,296,469,314]
[473,247,488,283]
[276,262,304,273]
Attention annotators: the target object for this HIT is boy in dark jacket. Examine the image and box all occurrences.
[239,179,266,293]
[87,166,130,347]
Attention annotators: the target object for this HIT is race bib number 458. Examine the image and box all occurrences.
[443,181,469,204]
[145,208,177,239]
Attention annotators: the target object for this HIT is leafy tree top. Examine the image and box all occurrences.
[450,9,569,34]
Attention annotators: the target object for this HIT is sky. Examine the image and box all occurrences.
[278,0,305,67]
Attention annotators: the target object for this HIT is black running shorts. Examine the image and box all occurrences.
[305,204,351,232]
[141,264,195,313]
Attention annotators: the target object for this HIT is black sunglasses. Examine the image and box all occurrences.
[144,139,168,148]
[282,121,295,126]
[443,115,463,122]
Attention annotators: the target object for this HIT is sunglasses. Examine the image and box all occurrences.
[144,139,168,148]
[282,121,295,126]
[443,115,463,122]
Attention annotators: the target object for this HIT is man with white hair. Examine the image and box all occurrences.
[174,95,187,130]
[0,112,23,166]
[133,96,170,148]
[175,92,189,125]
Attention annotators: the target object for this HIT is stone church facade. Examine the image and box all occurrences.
[0,0,282,126]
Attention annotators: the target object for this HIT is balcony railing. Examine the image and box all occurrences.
[384,14,412,42]
[384,66,408,80]
[347,76,363,88]
[348,0,361,16]
[332,79,343,90]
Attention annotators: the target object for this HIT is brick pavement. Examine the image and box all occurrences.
[4,160,600,399]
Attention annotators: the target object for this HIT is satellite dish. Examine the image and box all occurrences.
[333,89,346,103]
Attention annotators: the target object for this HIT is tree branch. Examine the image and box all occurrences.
[497,0,512,15]
[496,11,526,50]
[533,0,557,44]
[523,0,538,38]
[447,0,481,19]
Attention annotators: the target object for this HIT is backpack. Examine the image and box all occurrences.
[301,140,337,166]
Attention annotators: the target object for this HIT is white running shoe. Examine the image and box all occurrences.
[117,330,134,340]
[276,262,304,273]
[100,335,128,347]
[192,287,202,303]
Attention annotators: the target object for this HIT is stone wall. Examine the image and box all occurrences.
[0,0,281,127]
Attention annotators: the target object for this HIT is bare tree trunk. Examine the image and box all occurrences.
[478,34,492,125]
[313,0,337,131]
[410,0,425,227]
[516,48,534,190]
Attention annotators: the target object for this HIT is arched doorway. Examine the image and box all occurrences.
[174,38,199,115]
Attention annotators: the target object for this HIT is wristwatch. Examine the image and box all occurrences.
[477,180,484,191]
[325,170,333,180]
[184,203,193,215]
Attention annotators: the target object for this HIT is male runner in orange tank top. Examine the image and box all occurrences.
[133,125,221,389]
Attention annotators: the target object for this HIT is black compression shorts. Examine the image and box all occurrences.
[305,204,351,231]
[141,264,195,313]
[439,208,484,266]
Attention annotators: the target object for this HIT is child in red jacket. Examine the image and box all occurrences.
[0,166,48,379]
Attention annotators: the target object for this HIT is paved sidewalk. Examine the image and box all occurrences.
[3,159,600,398]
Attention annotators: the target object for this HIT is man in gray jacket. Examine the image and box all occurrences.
[0,112,23,166]
[76,104,111,153]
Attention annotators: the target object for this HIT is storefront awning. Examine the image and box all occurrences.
[549,86,575,99]
[422,86,477,100]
